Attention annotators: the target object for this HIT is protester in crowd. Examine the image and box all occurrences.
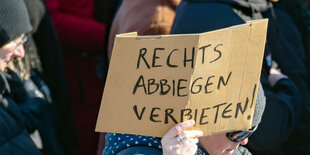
[261,1,310,153]
[102,84,265,155]
[23,0,78,154]
[8,0,63,154]
[42,0,108,154]
[169,1,305,154]
[8,0,78,154]
[0,0,43,154]
[273,0,310,71]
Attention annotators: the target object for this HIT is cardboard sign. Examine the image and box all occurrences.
[96,19,268,137]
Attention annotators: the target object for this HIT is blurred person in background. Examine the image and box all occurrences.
[42,0,108,154]
[262,0,310,153]
[0,0,42,154]
[7,0,78,154]
[170,0,308,154]
[107,0,181,60]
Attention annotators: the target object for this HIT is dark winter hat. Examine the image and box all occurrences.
[251,83,266,127]
[0,0,32,47]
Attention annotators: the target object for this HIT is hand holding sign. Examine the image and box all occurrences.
[161,120,203,155]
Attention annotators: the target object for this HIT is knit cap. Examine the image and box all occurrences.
[0,0,32,47]
[251,83,266,127]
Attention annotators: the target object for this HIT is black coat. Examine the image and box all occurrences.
[32,5,77,154]
[0,71,41,155]
[262,6,310,154]
[171,0,303,153]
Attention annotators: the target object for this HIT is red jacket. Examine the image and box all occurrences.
[43,0,106,155]
[44,0,106,53]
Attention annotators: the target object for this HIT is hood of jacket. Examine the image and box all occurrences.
[184,0,271,13]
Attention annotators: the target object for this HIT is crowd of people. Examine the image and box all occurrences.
[0,0,310,155]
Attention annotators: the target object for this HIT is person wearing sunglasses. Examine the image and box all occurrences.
[102,84,265,155]
[161,86,265,155]
[161,120,258,155]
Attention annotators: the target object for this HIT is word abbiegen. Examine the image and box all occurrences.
[132,84,257,125]
[137,44,223,69]
[132,72,232,97]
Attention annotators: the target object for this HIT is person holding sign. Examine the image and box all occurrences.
[161,120,253,155]
[102,84,265,155]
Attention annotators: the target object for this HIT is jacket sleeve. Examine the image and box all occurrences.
[6,70,48,133]
[248,72,302,151]
[44,0,106,54]
[117,146,162,155]
[102,133,162,155]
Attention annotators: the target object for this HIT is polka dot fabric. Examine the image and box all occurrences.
[102,133,163,155]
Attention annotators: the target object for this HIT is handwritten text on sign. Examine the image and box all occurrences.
[132,46,257,125]
[96,19,268,137]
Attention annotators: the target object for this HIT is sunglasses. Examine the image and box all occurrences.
[226,126,257,142]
